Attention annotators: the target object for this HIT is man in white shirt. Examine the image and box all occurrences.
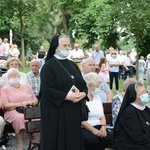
[70,44,84,61]
[118,50,125,79]
[123,50,134,80]
[3,38,9,57]
[106,47,114,62]
[70,44,84,69]
[0,38,6,57]
[145,54,150,93]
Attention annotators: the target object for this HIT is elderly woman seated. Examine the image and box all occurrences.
[1,68,38,150]
[82,72,111,150]
[1,57,29,86]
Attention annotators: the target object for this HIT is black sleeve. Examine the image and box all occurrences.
[40,62,67,107]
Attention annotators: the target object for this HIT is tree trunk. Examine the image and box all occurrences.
[135,29,140,81]
[61,9,69,34]
[19,1,25,69]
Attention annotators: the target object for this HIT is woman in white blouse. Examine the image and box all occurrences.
[82,72,111,150]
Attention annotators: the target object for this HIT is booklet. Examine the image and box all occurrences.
[69,85,79,93]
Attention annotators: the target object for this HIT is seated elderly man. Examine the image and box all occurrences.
[1,68,38,150]
[1,57,29,86]
[27,59,41,100]
[81,58,113,102]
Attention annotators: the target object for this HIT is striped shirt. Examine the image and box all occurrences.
[27,71,40,96]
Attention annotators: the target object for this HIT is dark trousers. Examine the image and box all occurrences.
[82,125,111,150]
[123,66,133,80]
[109,72,119,90]
[119,65,123,79]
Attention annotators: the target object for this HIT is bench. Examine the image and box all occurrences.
[102,102,112,126]
[103,102,113,149]
[24,106,41,150]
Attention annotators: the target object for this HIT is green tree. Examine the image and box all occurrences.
[111,0,150,79]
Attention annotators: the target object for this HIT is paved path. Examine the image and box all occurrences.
[2,134,29,150]
[3,134,113,150]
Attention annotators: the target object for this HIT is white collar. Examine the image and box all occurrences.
[131,102,146,110]
[54,54,67,60]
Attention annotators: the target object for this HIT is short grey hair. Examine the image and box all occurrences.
[30,59,41,67]
[58,35,69,44]
[84,72,101,87]
[82,58,95,66]
[134,82,143,93]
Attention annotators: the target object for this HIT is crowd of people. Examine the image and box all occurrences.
[0,35,149,150]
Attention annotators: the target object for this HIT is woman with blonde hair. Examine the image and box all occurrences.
[82,72,111,150]
[1,57,29,86]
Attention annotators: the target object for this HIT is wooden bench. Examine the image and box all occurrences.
[24,106,41,150]
[103,102,112,126]
[103,102,113,149]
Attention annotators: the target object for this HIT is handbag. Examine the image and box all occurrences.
[81,98,90,121]
[16,106,25,113]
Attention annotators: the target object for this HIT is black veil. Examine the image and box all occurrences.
[45,34,60,62]
[113,83,137,145]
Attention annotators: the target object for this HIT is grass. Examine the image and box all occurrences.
[108,79,124,95]
[19,67,30,73]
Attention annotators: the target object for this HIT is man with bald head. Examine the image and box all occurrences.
[81,58,113,102]
[70,43,84,69]
[27,59,41,100]
[70,43,84,61]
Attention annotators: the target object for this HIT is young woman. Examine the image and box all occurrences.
[99,57,110,83]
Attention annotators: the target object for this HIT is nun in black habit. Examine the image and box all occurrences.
[40,35,88,150]
[113,82,150,150]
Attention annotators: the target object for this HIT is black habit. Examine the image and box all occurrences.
[40,57,88,150]
[115,105,150,150]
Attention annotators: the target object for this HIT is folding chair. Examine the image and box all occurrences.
[24,106,41,150]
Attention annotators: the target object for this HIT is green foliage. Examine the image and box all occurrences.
[112,0,150,51]
[67,0,120,49]
[0,0,149,57]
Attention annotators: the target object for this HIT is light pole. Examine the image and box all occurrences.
[9,30,13,44]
